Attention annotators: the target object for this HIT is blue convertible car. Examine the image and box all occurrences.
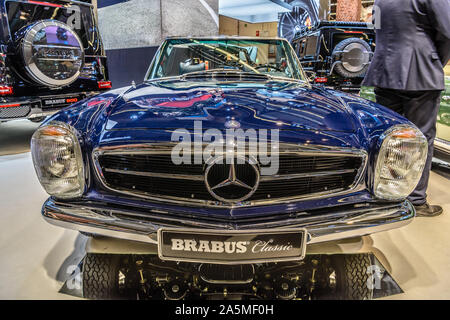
[31,37,427,300]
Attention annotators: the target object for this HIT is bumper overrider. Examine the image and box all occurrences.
[42,198,415,262]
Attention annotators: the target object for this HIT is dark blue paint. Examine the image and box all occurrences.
[45,79,412,217]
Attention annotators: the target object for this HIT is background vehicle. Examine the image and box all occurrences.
[291,21,375,94]
[435,75,450,164]
[278,0,320,42]
[0,0,110,123]
[361,75,450,165]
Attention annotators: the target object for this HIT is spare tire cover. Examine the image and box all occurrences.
[21,20,84,87]
[332,38,372,78]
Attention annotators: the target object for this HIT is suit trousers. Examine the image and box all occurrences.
[374,88,442,206]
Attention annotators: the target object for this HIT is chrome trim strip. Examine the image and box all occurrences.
[33,44,81,50]
[103,168,205,181]
[260,169,356,181]
[42,198,415,258]
[91,143,368,208]
[435,138,450,153]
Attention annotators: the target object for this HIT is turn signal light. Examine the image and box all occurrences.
[40,126,68,137]
[98,81,112,89]
[391,128,418,139]
[0,86,13,95]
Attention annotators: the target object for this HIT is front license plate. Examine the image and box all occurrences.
[158,228,307,264]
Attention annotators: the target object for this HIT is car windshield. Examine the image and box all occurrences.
[145,38,306,81]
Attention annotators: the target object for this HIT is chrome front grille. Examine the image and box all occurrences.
[93,144,366,207]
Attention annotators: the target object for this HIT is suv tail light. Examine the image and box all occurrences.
[0,52,13,95]
[0,103,20,108]
[0,86,13,95]
[315,77,328,83]
[98,81,112,89]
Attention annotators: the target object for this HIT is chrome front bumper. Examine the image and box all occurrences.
[42,198,415,245]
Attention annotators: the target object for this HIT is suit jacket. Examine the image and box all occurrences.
[362,0,450,91]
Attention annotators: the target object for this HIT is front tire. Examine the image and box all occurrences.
[331,254,374,300]
[82,253,121,300]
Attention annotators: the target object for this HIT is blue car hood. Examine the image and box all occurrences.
[104,80,357,133]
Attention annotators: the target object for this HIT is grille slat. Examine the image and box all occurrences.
[96,149,365,206]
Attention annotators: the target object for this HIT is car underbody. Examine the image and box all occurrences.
[81,250,375,300]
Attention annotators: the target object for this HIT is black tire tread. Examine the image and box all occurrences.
[332,37,372,78]
[82,254,120,300]
[334,253,374,300]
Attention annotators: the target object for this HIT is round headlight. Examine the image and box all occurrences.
[374,125,428,200]
[31,122,85,199]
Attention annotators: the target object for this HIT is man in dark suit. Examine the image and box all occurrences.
[363,0,450,217]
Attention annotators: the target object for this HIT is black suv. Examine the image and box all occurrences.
[0,0,110,123]
[291,21,375,94]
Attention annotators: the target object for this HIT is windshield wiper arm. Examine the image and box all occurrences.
[146,69,307,85]
[181,69,271,79]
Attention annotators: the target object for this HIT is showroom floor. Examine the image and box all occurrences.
[1,120,449,300]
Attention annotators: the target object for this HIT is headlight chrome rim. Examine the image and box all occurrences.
[373,124,428,201]
[31,121,85,199]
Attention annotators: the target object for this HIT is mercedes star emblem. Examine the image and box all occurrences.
[205,156,260,203]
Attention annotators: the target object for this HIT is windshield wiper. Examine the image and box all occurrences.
[184,70,307,84]
[181,69,270,80]
[146,69,308,85]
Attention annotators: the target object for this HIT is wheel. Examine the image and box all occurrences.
[17,19,84,87]
[29,117,46,123]
[278,1,319,42]
[82,253,121,300]
[330,254,374,300]
[332,38,372,78]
